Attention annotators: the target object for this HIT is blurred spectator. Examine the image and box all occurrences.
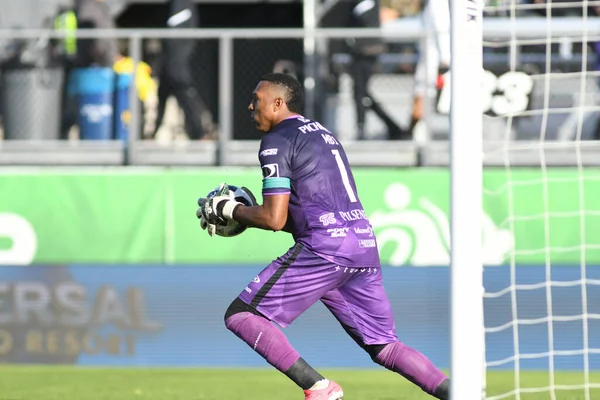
[321,0,407,140]
[76,0,120,68]
[152,0,216,141]
[381,0,450,137]
[351,0,408,140]
[53,6,78,140]
[53,6,78,65]
[57,0,122,139]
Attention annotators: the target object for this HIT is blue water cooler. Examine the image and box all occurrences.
[75,67,115,140]
[114,73,133,142]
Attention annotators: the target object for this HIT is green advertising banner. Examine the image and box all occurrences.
[0,167,599,265]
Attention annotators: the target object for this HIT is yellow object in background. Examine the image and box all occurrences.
[113,57,157,102]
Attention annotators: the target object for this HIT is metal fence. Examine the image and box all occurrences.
[1,18,600,166]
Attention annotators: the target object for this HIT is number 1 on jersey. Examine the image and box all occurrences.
[331,149,358,203]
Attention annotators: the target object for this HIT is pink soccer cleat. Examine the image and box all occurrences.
[303,380,344,400]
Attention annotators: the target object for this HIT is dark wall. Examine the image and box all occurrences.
[117,2,304,139]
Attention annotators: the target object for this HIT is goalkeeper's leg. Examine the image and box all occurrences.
[224,298,330,391]
[223,244,345,398]
[320,272,449,400]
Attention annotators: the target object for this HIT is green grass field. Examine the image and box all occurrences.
[0,367,599,399]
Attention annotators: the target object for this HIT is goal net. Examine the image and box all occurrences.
[477,2,600,399]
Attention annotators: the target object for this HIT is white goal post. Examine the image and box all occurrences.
[446,7,600,400]
[449,0,485,400]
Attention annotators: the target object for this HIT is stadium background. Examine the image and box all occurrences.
[0,0,600,398]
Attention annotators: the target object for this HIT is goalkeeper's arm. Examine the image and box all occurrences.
[233,193,290,232]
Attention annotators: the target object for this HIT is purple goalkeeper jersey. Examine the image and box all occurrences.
[258,115,380,268]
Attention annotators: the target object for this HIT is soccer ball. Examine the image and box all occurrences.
[205,184,258,237]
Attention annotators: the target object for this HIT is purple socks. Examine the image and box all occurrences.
[225,312,447,397]
[225,312,300,372]
[375,341,448,396]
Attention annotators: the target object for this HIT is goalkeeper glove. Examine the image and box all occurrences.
[197,192,243,226]
[197,198,218,236]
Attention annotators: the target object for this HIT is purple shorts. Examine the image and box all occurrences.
[238,243,398,345]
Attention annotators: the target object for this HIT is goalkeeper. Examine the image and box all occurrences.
[197,73,449,400]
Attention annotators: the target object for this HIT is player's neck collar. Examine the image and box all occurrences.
[270,114,303,132]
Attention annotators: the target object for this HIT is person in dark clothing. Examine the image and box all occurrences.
[321,0,408,140]
[76,0,119,68]
[153,0,215,140]
[350,0,408,140]
[57,0,120,139]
